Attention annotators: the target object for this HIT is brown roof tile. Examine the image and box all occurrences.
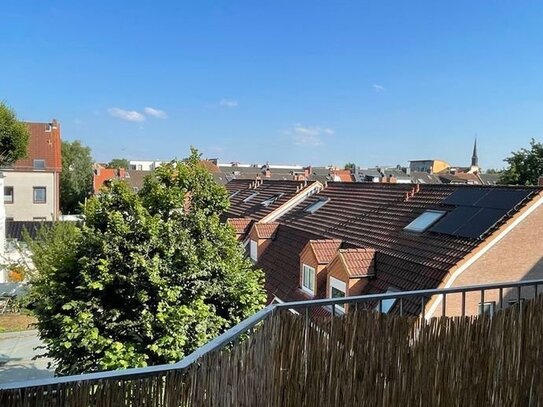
[254,222,280,239]
[11,121,62,171]
[307,239,342,264]
[227,218,254,235]
[337,248,376,277]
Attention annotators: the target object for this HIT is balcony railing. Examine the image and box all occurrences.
[1,278,543,406]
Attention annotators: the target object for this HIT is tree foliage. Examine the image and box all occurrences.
[60,140,93,214]
[0,102,30,167]
[344,162,356,171]
[499,139,543,185]
[107,158,130,169]
[27,148,266,375]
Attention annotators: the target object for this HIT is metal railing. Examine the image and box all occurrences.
[1,278,542,391]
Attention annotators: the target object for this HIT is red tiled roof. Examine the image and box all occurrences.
[227,218,253,235]
[337,248,376,277]
[307,239,342,264]
[93,167,126,194]
[12,121,62,171]
[254,222,280,239]
[331,169,354,182]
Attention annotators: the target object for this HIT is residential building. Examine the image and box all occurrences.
[129,160,163,171]
[408,159,450,174]
[93,164,127,194]
[224,180,543,317]
[2,120,61,221]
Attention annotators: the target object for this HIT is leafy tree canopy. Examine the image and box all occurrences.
[344,162,356,171]
[27,148,266,375]
[107,158,130,169]
[499,139,543,185]
[60,140,93,214]
[0,102,30,167]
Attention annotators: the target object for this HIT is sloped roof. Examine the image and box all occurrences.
[337,248,376,277]
[306,239,342,264]
[10,121,62,171]
[227,218,254,235]
[254,222,280,239]
[6,220,54,240]
[411,172,442,184]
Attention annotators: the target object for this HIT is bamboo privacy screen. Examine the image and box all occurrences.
[2,296,543,406]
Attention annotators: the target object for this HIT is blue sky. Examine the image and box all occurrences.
[1,1,543,169]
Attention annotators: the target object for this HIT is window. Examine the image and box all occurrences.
[4,187,13,204]
[404,210,446,232]
[33,159,46,170]
[137,164,143,170]
[261,193,284,207]
[329,276,346,314]
[301,264,316,294]
[6,217,14,222]
[375,288,399,313]
[33,187,46,204]
[250,240,258,261]
[33,217,46,221]
[304,198,330,214]
[478,302,496,316]
[243,192,259,203]
[229,190,240,199]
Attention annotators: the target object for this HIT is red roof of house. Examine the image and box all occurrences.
[337,248,376,277]
[12,121,62,171]
[254,222,280,239]
[331,169,354,182]
[307,239,342,264]
[227,218,254,236]
[93,167,126,194]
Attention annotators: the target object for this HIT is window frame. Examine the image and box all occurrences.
[478,301,496,316]
[4,186,14,204]
[249,240,258,261]
[261,193,284,207]
[33,159,46,170]
[304,197,330,214]
[329,276,346,314]
[243,192,259,203]
[404,210,446,233]
[33,186,47,204]
[301,264,316,295]
[375,288,399,313]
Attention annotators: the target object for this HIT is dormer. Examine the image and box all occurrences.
[326,248,376,313]
[227,218,253,241]
[299,239,342,297]
[246,222,279,262]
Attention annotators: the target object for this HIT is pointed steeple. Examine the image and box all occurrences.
[471,138,478,167]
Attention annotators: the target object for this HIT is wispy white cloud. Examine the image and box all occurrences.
[108,108,146,122]
[373,84,385,93]
[285,125,335,147]
[219,99,239,108]
[144,107,168,119]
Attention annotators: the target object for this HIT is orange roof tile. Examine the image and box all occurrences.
[308,239,342,264]
[254,222,280,239]
[12,121,62,171]
[338,248,376,278]
[227,218,253,235]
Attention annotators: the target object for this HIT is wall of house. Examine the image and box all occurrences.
[427,194,543,317]
[247,227,273,261]
[299,247,327,297]
[4,171,57,221]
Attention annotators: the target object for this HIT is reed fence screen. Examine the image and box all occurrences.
[2,295,543,406]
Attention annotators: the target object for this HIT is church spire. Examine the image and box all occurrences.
[471,138,478,167]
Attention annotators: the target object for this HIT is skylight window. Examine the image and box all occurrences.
[304,197,330,214]
[243,192,259,203]
[404,210,446,233]
[375,288,399,314]
[229,190,240,199]
[261,193,284,207]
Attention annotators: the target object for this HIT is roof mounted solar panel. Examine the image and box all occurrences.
[442,188,490,206]
[474,189,532,210]
[429,206,480,235]
[453,208,508,239]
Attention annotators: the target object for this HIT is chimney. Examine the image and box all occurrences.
[265,168,271,178]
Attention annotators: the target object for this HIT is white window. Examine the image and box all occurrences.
[329,276,346,314]
[301,264,316,295]
[375,288,398,313]
[250,240,258,261]
[243,192,259,203]
[404,210,446,232]
[478,301,496,316]
[4,186,13,204]
[229,190,240,199]
[304,198,330,214]
[261,193,284,207]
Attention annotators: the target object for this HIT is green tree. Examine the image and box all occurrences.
[107,158,130,169]
[485,168,502,175]
[0,102,30,166]
[344,162,356,171]
[27,148,266,375]
[60,140,93,214]
[500,139,543,185]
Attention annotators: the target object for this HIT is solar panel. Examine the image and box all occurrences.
[429,207,480,235]
[474,189,532,210]
[453,208,508,239]
[442,189,489,206]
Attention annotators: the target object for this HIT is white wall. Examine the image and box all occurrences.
[129,160,163,171]
[4,171,56,221]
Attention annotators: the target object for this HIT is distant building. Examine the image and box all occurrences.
[409,159,450,174]
[93,164,127,194]
[129,160,163,171]
[2,120,62,221]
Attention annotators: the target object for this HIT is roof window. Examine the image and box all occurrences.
[404,210,446,233]
[33,159,45,170]
[243,192,259,203]
[304,197,330,214]
[261,193,284,207]
[229,190,240,199]
[375,288,399,313]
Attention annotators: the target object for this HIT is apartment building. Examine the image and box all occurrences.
[2,120,61,221]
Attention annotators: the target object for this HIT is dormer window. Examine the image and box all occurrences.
[404,210,446,233]
[33,159,46,170]
[243,192,259,203]
[301,264,316,295]
[304,197,330,214]
[261,193,284,207]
